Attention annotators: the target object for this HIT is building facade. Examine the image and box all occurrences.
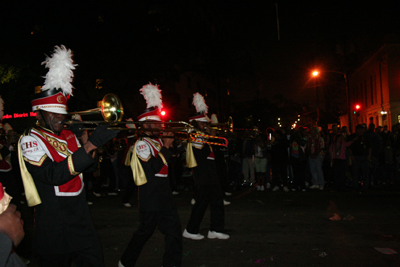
[341,43,400,132]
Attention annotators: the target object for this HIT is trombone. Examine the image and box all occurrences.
[64,93,229,146]
[64,93,194,132]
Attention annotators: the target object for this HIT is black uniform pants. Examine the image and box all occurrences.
[120,203,182,267]
[186,184,225,234]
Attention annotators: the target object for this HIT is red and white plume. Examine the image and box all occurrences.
[211,114,218,124]
[41,45,77,96]
[193,93,208,114]
[0,96,4,120]
[139,83,163,109]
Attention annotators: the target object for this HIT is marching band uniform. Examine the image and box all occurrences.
[18,46,117,266]
[20,124,103,262]
[119,84,182,267]
[185,135,226,235]
[182,93,229,240]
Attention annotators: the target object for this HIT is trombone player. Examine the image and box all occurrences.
[182,93,230,240]
[119,84,182,267]
[19,46,118,266]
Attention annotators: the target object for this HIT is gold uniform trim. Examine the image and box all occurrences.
[143,137,162,151]
[42,133,70,157]
[35,105,66,109]
[158,152,167,165]
[67,155,80,176]
[23,154,47,166]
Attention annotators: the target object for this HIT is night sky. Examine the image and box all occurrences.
[1,1,400,126]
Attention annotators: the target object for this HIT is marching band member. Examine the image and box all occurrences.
[19,46,118,266]
[119,84,182,267]
[182,93,230,240]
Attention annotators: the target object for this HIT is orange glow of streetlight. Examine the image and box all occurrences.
[312,70,319,77]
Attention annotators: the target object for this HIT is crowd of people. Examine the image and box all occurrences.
[217,122,400,194]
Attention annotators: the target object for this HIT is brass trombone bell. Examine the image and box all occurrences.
[68,93,124,122]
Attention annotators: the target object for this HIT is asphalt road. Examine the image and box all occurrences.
[18,187,400,267]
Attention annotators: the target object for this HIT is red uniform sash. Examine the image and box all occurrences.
[31,128,83,195]
[142,137,169,177]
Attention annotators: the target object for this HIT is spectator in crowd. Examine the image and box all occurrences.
[254,131,268,191]
[290,128,307,191]
[329,133,358,191]
[307,127,325,190]
[241,131,255,186]
[348,124,371,190]
[381,136,398,187]
[364,123,382,187]
[98,140,118,196]
[270,130,290,192]
[341,126,351,139]
[380,125,391,144]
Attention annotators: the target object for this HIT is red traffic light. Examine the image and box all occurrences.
[160,110,166,116]
[355,104,361,110]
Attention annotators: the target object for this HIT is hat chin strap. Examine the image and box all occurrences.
[38,110,52,133]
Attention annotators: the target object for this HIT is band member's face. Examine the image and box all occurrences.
[198,121,208,131]
[143,120,161,135]
[37,110,66,133]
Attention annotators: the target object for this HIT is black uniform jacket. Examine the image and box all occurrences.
[136,137,174,212]
[20,126,98,255]
[191,141,219,185]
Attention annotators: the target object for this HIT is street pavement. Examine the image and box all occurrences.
[19,187,400,267]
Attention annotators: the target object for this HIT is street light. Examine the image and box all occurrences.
[311,70,320,126]
[311,69,352,132]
